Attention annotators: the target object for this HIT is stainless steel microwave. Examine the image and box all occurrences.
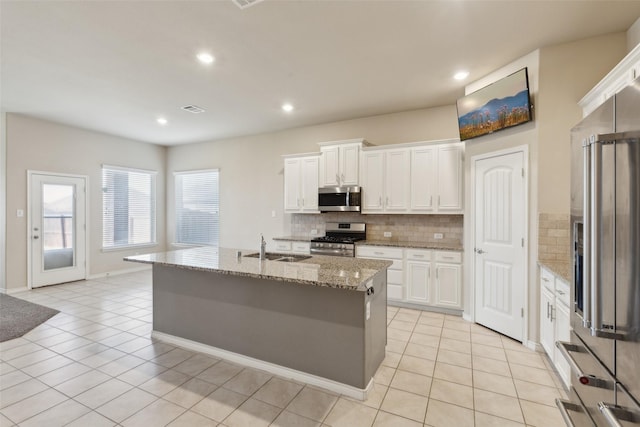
[318,186,361,212]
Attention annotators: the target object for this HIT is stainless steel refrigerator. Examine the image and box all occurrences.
[558,77,640,426]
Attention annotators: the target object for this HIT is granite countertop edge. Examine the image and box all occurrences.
[538,260,571,283]
[357,240,463,251]
[272,236,315,242]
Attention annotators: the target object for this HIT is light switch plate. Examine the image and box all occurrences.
[383,231,392,237]
[310,229,318,235]
[434,233,444,239]
[17,209,24,218]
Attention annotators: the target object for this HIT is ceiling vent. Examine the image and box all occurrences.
[232,0,265,9]
[181,105,205,114]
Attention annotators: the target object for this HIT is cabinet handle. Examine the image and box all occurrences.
[550,306,555,322]
[430,195,432,205]
[386,196,389,206]
[336,174,340,184]
[557,290,566,296]
[297,198,300,207]
[413,254,424,258]
[542,277,550,282]
[374,252,384,255]
[379,196,382,206]
[556,341,613,389]
[301,198,305,207]
[547,301,550,319]
[341,173,345,183]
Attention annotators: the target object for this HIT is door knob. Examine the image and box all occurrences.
[33,235,40,239]
[475,248,486,254]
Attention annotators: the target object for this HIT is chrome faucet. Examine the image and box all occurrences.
[259,234,266,260]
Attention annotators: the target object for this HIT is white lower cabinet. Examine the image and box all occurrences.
[539,266,571,388]
[272,241,310,254]
[357,245,462,310]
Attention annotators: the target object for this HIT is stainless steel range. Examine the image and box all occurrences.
[310,222,366,257]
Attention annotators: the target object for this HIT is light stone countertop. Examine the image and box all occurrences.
[357,240,463,251]
[124,246,392,291]
[539,260,571,283]
[272,236,315,242]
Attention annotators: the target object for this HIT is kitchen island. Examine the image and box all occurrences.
[124,246,391,399]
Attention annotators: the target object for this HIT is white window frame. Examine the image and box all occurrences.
[101,164,157,251]
[174,169,220,247]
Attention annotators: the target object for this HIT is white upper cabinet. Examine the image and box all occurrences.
[579,43,640,116]
[318,139,368,187]
[409,141,464,214]
[360,148,410,213]
[283,154,319,213]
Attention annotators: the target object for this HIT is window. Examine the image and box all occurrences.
[175,169,219,246]
[102,166,156,249]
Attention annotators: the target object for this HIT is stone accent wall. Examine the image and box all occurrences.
[291,213,463,246]
[538,213,571,263]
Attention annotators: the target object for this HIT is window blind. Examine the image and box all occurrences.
[102,166,156,248]
[175,169,219,246]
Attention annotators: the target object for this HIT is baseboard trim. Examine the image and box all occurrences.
[527,340,543,352]
[151,330,372,401]
[3,286,30,295]
[462,312,473,322]
[387,301,463,316]
[88,265,151,280]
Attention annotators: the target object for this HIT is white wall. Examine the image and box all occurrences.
[628,16,640,51]
[5,114,167,291]
[0,112,6,292]
[166,106,459,252]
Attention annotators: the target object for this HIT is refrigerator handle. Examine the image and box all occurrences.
[598,402,640,427]
[589,136,601,335]
[582,138,591,328]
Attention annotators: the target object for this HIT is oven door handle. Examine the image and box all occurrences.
[556,398,583,427]
[597,402,640,427]
[556,341,613,389]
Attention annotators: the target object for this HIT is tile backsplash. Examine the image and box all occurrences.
[538,213,570,264]
[291,213,463,246]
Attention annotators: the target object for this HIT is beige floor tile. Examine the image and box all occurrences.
[403,342,438,361]
[0,370,31,392]
[131,342,176,360]
[398,355,435,376]
[164,377,218,409]
[373,365,396,386]
[191,386,247,422]
[167,410,220,427]
[380,388,428,423]
[357,382,388,409]
[381,351,401,368]
[441,328,470,342]
[285,386,338,422]
[1,388,68,424]
[425,398,474,427]
[439,338,471,354]
[0,378,48,409]
[473,343,508,361]
[6,348,58,369]
[252,377,303,409]
[152,347,195,368]
[79,348,127,369]
[98,354,146,376]
[394,311,421,323]
[271,410,320,427]
[514,379,562,407]
[1,342,46,362]
[324,397,378,427]
[389,319,416,332]
[389,369,432,396]
[139,368,191,397]
[117,361,169,386]
[386,338,408,354]
[417,317,444,327]
[74,378,133,408]
[501,337,532,352]
[474,388,524,423]
[510,365,557,387]
[121,398,186,427]
[409,331,441,348]
[372,410,422,427]
[472,355,512,377]
[199,361,243,386]
[412,324,442,337]
[443,320,472,332]
[222,368,271,396]
[95,388,157,423]
[436,349,472,369]
[473,370,517,397]
[65,410,118,427]
[471,333,504,348]
[429,379,473,409]
[475,411,526,427]
[506,350,546,369]
[18,399,90,427]
[173,354,219,377]
[54,369,111,397]
[388,328,411,342]
[0,362,16,376]
[520,399,565,426]
[433,362,472,386]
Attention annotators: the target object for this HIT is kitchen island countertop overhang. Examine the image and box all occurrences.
[124,246,392,399]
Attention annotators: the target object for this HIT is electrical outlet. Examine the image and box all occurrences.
[310,229,318,235]
[17,209,24,218]
[434,233,444,239]
[383,231,392,237]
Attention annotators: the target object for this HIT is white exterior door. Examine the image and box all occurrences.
[30,173,87,288]
[473,151,526,341]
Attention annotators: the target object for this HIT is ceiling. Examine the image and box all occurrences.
[2,1,640,146]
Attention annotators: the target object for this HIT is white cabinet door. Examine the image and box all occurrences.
[385,149,410,212]
[437,144,463,212]
[360,151,385,212]
[540,286,555,357]
[410,146,436,212]
[300,156,319,211]
[434,263,462,309]
[554,300,571,388]
[340,144,360,186]
[406,261,431,304]
[284,158,301,211]
[320,146,340,187]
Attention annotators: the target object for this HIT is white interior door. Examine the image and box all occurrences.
[30,173,87,288]
[473,151,526,341]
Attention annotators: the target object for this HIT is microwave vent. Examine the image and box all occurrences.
[181,105,205,114]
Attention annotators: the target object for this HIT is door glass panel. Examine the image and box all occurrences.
[42,184,75,270]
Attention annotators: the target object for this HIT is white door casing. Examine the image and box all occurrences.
[29,172,87,288]
[473,150,526,341]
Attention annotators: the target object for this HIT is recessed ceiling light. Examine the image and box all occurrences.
[197,52,215,65]
[454,71,469,80]
[157,117,168,125]
[282,103,294,112]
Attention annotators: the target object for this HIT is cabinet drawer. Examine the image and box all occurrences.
[274,241,292,252]
[356,246,403,260]
[555,277,570,307]
[405,249,431,261]
[540,267,554,292]
[291,242,310,254]
[434,251,461,263]
[387,269,403,285]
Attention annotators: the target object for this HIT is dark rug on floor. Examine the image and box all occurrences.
[0,293,59,342]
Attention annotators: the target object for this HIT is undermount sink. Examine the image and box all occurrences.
[243,252,312,262]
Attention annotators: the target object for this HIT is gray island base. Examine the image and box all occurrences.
[125,247,391,400]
